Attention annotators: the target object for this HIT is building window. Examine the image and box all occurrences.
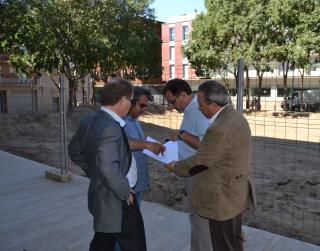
[183,64,188,79]
[228,89,237,96]
[169,65,175,79]
[169,27,175,42]
[181,49,187,60]
[182,25,189,40]
[169,46,175,61]
[252,88,271,97]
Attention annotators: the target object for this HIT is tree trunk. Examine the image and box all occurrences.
[257,74,263,111]
[245,67,250,109]
[81,78,85,105]
[73,88,77,107]
[282,61,289,111]
[300,69,305,112]
[68,88,73,112]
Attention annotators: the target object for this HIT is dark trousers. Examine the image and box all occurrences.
[89,196,146,251]
[209,213,243,251]
[114,192,143,251]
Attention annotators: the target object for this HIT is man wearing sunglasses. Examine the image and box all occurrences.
[123,86,165,206]
[163,78,211,251]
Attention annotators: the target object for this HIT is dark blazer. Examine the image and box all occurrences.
[174,105,256,221]
[69,110,131,233]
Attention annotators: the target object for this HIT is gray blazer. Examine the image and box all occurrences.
[69,110,131,233]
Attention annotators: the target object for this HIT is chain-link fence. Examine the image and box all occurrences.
[140,63,320,244]
[0,63,319,244]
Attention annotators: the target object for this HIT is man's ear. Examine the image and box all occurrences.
[211,102,221,113]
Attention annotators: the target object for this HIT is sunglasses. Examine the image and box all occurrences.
[167,97,177,105]
[131,100,148,108]
[167,94,181,106]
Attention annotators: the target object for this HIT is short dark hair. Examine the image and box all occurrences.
[133,86,152,102]
[198,80,229,106]
[163,78,192,96]
[100,78,133,106]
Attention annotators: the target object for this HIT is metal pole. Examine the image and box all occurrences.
[31,79,34,113]
[45,73,71,182]
[236,58,244,113]
[59,74,69,175]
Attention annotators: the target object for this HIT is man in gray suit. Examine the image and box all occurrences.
[69,78,146,251]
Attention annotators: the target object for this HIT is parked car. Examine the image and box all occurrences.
[281,89,320,112]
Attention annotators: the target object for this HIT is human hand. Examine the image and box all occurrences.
[164,161,174,172]
[147,142,166,155]
[170,130,180,141]
[126,189,135,206]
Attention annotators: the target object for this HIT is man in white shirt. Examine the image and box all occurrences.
[163,78,212,251]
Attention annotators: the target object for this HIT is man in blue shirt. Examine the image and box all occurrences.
[124,86,165,205]
[163,79,212,251]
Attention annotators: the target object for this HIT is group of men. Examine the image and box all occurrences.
[69,77,256,251]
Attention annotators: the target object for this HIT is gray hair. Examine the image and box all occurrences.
[198,80,229,106]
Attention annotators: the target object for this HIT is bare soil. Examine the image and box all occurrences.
[0,106,319,245]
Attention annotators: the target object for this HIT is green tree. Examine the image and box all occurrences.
[292,2,320,110]
[185,0,264,107]
[1,0,159,110]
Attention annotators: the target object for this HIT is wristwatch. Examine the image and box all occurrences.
[177,130,185,140]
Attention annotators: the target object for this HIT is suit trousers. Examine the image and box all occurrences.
[113,192,143,251]
[209,213,243,251]
[89,195,146,251]
[184,177,213,251]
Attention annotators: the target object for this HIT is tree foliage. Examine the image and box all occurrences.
[0,0,160,109]
[185,0,320,109]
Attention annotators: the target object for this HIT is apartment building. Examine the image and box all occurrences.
[160,14,320,107]
[161,13,196,81]
[0,53,66,113]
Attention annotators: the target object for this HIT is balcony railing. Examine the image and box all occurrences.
[0,77,36,85]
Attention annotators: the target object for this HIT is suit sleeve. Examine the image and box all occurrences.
[68,128,89,174]
[173,125,226,177]
[96,125,130,200]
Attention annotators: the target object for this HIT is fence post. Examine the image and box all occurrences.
[59,74,69,175]
[237,58,244,113]
[45,73,72,182]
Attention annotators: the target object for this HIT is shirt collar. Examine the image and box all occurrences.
[184,95,197,114]
[123,114,135,121]
[100,106,126,127]
[209,104,229,125]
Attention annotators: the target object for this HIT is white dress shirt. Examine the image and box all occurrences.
[209,104,229,125]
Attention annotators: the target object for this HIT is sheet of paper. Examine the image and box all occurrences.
[142,136,179,164]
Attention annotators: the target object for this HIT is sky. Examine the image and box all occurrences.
[151,0,206,22]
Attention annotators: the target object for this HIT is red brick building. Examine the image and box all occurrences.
[161,13,196,81]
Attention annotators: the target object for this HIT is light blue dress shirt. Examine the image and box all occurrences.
[178,95,210,160]
[123,115,149,193]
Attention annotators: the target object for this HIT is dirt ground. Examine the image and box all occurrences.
[0,105,319,245]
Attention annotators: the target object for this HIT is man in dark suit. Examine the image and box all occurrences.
[165,80,256,251]
[69,78,146,251]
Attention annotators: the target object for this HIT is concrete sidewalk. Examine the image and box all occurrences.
[0,150,319,251]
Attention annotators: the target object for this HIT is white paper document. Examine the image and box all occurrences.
[142,136,179,164]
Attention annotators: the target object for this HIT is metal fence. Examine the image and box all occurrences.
[0,62,319,245]
[140,63,320,244]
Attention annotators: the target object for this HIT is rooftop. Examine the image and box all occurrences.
[167,13,197,24]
